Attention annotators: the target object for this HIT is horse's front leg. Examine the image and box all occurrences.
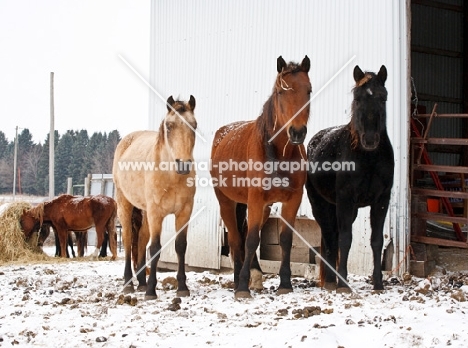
[336,202,358,292]
[174,203,194,297]
[277,198,303,295]
[145,214,163,300]
[370,194,391,291]
[236,204,264,299]
[56,227,68,259]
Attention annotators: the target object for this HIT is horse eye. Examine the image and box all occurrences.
[166,123,173,132]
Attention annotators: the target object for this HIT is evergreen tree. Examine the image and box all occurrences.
[16,129,35,194]
[0,131,12,194]
[55,130,74,194]
[0,131,9,159]
[105,130,121,173]
[35,131,59,196]
[68,129,89,194]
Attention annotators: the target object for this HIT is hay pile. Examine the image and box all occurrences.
[0,201,50,263]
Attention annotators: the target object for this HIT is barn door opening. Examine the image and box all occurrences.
[409,0,468,276]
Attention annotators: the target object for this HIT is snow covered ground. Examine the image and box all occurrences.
[1,246,468,348]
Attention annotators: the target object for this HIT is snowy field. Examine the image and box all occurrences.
[0,246,468,348]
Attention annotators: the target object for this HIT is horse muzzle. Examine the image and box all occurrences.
[360,133,380,151]
[288,125,307,145]
[175,159,193,175]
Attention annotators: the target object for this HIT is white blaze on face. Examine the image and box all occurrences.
[366,88,373,96]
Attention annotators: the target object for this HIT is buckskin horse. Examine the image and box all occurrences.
[20,194,118,260]
[113,95,197,300]
[211,56,311,298]
[305,65,394,292]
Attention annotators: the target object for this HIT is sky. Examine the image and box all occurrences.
[0,0,150,143]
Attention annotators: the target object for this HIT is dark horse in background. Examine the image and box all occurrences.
[37,225,111,258]
[211,56,311,298]
[21,194,118,260]
[37,224,80,257]
[306,65,394,292]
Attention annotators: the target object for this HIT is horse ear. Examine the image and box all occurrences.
[189,95,196,110]
[353,65,365,83]
[277,56,287,73]
[166,96,175,112]
[301,55,310,73]
[378,65,387,84]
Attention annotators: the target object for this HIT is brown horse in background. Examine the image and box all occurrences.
[211,56,311,298]
[21,194,117,260]
[113,95,197,300]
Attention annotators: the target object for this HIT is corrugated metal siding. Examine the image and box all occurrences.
[150,0,409,276]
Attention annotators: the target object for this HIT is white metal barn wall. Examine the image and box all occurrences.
[149,0,410,275]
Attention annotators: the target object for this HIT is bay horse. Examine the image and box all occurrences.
[20,194,118,260]
[210,56,311,298]
[305,65,394,292]
[113,95,197,300]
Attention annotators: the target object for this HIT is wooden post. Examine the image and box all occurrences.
[67,177,73,195]
[49,72,55,199]
[84,175,90,196]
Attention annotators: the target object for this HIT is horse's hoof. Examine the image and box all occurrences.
[177,290,190,297]
[323,282,337,291]
[136,285,147,292]
[144,294,158,301]
[235,290,252,299]
[110,256,116,261]
[123,285,135,294]
[249,269,263,291]
[276,287,293,295]
[336,287,352,294]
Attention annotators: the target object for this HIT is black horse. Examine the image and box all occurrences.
[306,65,394,292]
[38,223,77,257]
[38,224,110,258]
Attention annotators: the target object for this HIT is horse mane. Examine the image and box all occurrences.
[349,121,359,150]
[30,203,45,227]
[255,61,304,157]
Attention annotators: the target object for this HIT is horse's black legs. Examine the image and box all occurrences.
[174,230,189,297]
[174,205,192,297]
[99,232,109,257]
[214,191,244,291]
[237,223,260,298]
[306,180,339,289]
[276,199,302,294]
[370,196,391,290]
[146,237,161,300]
[145,215,163,300]
[68,233,76,258]
[117,193,136,294]
[336,202,358,291]
[238,203,264,291]
[277,226,293,292]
